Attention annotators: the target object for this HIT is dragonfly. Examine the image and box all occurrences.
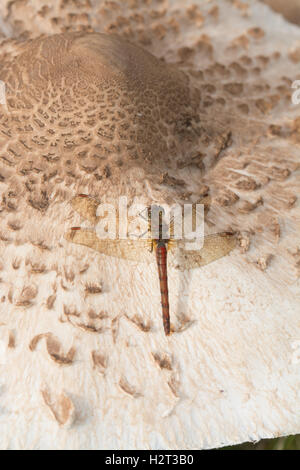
[64,194,236,336]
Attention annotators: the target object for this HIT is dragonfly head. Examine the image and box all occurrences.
[148,205,165,220]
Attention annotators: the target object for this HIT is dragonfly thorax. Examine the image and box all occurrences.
[147,205,170,241]
[154,239,169,248]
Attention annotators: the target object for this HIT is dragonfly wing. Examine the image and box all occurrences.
[168,232,236,271]
[70,195,99,224]
[65,228,155,263]
[70,195,145,236]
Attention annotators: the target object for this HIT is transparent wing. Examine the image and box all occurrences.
[71,194,99,224]
[168,232,236,271]
[64,228,154,263]
[67,195,236,269]
[70,194,148,237]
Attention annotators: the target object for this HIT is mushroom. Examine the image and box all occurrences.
[0,0,299,450]
[262,0,300,25]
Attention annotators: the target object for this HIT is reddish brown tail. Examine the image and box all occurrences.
[156,243,170,335]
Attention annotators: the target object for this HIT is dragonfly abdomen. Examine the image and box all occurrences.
[155,242,170,336]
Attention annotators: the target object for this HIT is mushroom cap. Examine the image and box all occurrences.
[0,0,299,450]
[0,31,203,207]
[262,0,300,25]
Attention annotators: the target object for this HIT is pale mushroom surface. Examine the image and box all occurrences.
[0,0,299,450]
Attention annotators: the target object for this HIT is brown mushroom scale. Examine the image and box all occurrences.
[1,33,205,206]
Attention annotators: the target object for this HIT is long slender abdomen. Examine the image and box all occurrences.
[156,243,170,336]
